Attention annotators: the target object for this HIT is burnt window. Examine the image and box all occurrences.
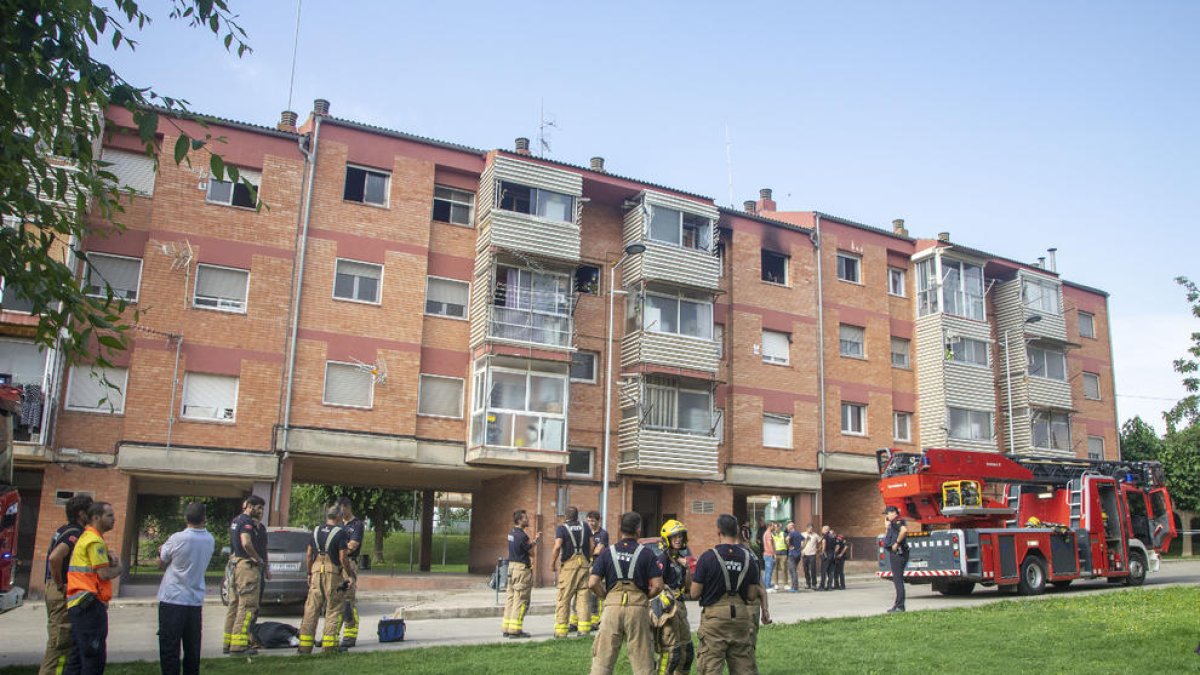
[344,165,389,206]
[574,265,600,294]
[761,250,788,285]
[498,181,574,222]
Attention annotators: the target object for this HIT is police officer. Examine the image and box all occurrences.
[883,505,909,612]
[39,493,92,675]
[223,495,267,655]
[690,514,771,675]
[336,497,364,649]
[586,510,608,630]
[502,509,540,638]
[587,511,663,675]
[298,506,354,653]
[552,506,593,637]
[653,519,694,675]
[833,532,849,590]
[818,525,838,590]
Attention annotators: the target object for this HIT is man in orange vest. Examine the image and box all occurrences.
[66,501,123,674]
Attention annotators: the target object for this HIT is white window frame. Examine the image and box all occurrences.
[941,258,986,321]
[916,258,938,316]
[761,250,789,286]
[948,407,993,441]
[839,324,865,359]
[647,204,713,253]
[890,337,910,369]
[180,373,238,423]
[205,168,260,209]
[432,185,475,226]
[323,361,375,409]
[470,362,569,451]
[83,252,142,302]
[1079,311,1096,339]
[950,337,990,368]
[893,411,912,443]
[497,181,575,224]
[836,252,861,284]
[763,413,793,449]
[841,402,867,436]
[491,265,572,347]
[761,330,790,365]
[1023,278,1061,316]
[344,164,391,207]
[1082,372,1101,400]
[192,264,249,314]
[333,258,383,305]
[569,350,597,384]
[888,267,906,297]
[1027,345,1067,381]
[417,374,464,418]
[643,290,713,340]
[424,276,469,320]
[566,447,594,478]
[642,377,713,435]
[1087,435,1104,460]
[65,365,128,414]
[1031,409,1071,451]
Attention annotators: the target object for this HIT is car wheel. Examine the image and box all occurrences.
[1017,556,1047,596]
[1123,551,1146,587]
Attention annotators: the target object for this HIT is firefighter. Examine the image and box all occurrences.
[552,505,593,637]
[502,509,540,638]
[39,493,92,675]
[223,495,267,655]
[883,506,909,612]
[586,510,608,630]
[832,532,848,590]
[336,497,364,650]
[298,506,354,654]
[653,519,694,674]
[587,511,663,675]
[690,514,771,675]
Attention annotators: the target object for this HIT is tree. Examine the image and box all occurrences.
[1,0,254,366]
[1159,276,1200,512]
[1165,276,1200,432]
[288,484,418,563]
[1119,416,1164,462]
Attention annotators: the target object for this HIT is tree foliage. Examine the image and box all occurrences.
[1,0,254,365]
[1119,416,1164,462]
[1165,276,1200,431]
[289,484,419,563]
[135,494,241,569]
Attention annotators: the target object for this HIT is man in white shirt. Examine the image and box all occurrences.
[157,503,215,675]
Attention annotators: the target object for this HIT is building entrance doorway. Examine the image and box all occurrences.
[632,483,662,539]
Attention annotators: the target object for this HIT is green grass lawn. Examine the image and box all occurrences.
[356,532,470,574]
[3,586,1195,674]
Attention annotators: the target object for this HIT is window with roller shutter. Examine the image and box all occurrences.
[425,277,469,318]
[323,362,373,408]
[418,375,463,418]
[762,330,790,365]
[101,148,157,196]
[334,259,382,304]
[84,253,141,301]
[193,264,249,312]
[181,373,238,422]
[66,365,127,414]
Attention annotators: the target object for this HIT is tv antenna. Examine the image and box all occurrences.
[725,122,735,208]
[538,98,557,157]
[286,0,304,112]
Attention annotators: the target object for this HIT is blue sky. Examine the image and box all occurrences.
[100,1,1199,432]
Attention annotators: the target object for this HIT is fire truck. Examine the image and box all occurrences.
[875,447,1177,596]
[0,384,23,612]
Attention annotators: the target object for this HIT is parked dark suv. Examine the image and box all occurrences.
[220,527,311,608]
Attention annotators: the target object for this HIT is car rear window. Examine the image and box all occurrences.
[268,531,312,553]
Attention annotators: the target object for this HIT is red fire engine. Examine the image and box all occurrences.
[875,447,1177,596]
[0,384,23,611]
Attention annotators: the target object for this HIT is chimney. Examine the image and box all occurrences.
[590,156,606,172]
[743,200,757,215]
[937,231,951,243]
[313,99,330,117]
[756,188,776,213]
[515,137,531,156]
[277,110,298,133]
[1036,256,1046,269]
[892,218,909,237]
[1047,247,1058,273]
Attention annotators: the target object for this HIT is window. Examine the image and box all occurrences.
[0,276,35,313]
[916,258,937,316]
[1087,436,1104,460]
[649,205,712,252]
[570,351,597,383]
[1027,346,1067,381]
[1083,372,1101,400]
[181,373,238,422]
[334,259,382,304]
[425,277,469,318]
[101,148,156,195]
[894,412,912,442]
[471,363,568,451]
[66,365,128,414]
[761,330,790,365]
[761,250,788,285]
[1079,312,1096,339]
[841,402,866,435]
[942,259,985,320]
[206,168,260,208]
[714,324,724,359]
[344,165,389,206]
[836,252,861,283]
[950,338,989,367]
[491,266,571,347]
[83,253,141,301]
[763,413,792,448]
[839,324,865,359]
[566,448,593,477]
[888,267,906,297]
[890,337,910,368]
[193,264,249,312]
[574,265,600,295]
[643,292,713,340]
[432,186,474,225]
[948,407,992,441]
[324,362,374,409]
[1023,278,1060,315]
[643,376,712,434]
[1031,409,1071,450]
[418,375,464,418]
[498,181,574,223]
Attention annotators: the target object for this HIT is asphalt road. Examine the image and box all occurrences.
[2,559,1196,668]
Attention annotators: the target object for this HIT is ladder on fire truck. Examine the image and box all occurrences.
[1002,455,1164,528]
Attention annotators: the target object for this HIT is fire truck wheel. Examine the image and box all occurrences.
[1017,556,1047,596]
[1123,551,1147,587]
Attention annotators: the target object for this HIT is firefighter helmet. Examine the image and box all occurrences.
[1025,517,1042,527]
[660,519,688,551]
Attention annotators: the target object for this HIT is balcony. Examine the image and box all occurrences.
[621,287,718,374]
[476,155,582,263]
[465,356,570,468]
[0,337,58,445]
[621,191,720,291]
[621,331,718,374]
[471,264,575,352]
[616,374,719,477]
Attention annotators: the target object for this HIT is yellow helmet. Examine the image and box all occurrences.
[660,519,688,551]
[1025,517,1042,527]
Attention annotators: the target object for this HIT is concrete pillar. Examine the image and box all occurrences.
[419,489,434,572]
[270,457,294,526]
[1181,510,1195,557]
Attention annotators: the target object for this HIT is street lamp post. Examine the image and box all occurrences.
[601,242,646,532]
[1005,314,1043,454]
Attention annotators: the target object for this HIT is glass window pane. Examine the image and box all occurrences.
[529,374,565,413]
[645,295,678,333]
[490,371,527,410]
[537,190,573,222]
[679,300,712,339]
[678,390,711,431]
[649,206,681,245]
[207,180,233,204]
[418,376,463,417]
[364,171,388,205]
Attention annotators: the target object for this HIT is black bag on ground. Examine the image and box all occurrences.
[251,621,300,649]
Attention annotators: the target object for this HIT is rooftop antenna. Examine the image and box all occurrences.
[286,0,304,112]
[725,122,735,208]
[538,98,557,157]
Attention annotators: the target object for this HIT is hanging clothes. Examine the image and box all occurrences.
[20,383,43,429]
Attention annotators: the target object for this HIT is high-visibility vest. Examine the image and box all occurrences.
[66,526,113,608]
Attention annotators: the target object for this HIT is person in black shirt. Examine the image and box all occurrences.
[587,512,662,675]
[883,506,909,612]
[586,510,608,630]
[337,497,365,649]
[652,519,693,675]
[818,525,838,590]
[691,514,770,674]
[552,506,593,636]
[298,506,353,653]
[833,533,849,590]
[223,495,266,655]
[502,509,540,638]
[40,493,92,675]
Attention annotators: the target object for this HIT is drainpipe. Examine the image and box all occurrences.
[166,335,183,450]
[274,115,321,517]
[813,214,827,473]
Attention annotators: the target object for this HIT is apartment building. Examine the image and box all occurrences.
[7,99,1120,592]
